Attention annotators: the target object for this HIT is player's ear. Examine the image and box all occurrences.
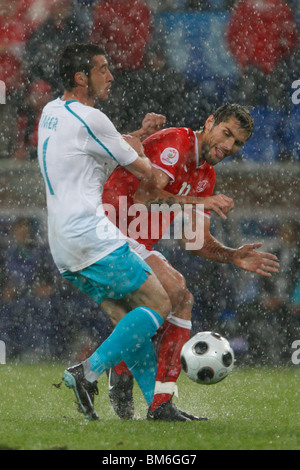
[204,115,214,132]
[74,72,88,88]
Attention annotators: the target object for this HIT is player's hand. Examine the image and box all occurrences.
[141,113,166,138]
[201,194,234,220]
[232,243,280,276]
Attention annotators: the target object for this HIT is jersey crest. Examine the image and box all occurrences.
[195,180,210,193]
[160,147,179,166]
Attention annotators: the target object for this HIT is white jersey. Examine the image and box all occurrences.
[37,98,138,273]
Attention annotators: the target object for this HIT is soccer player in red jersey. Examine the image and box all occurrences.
[102,104,280,421]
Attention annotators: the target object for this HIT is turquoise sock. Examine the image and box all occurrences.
[125,338,158,404]
[83,306,163,395]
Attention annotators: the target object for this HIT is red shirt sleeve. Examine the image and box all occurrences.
[143,128,195,183]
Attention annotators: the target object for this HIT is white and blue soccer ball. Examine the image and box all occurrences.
[180,331,235,385]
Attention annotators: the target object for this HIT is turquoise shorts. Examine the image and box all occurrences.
[62,242,152,305]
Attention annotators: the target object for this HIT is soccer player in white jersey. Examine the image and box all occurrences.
[37,43,178,421]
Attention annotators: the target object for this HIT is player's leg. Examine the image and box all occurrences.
[97,299,134,418]
[143,255,208,420]
[99,258,193,419]
[147,256,192,395]
[150,290,193,412]
[63,301,162,420]
[146,253,189,318]
[107,250,203,420]
[101,298,127,325]
[62,243,171,419]
[83,272,171,404]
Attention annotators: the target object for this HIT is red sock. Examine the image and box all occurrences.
[114,360,132,376]
[151,318,191,412]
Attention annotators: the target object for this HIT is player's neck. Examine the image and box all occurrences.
[60,88,95,107]
[195,130,205,165]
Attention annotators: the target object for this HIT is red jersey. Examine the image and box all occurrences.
[103,127,216,250]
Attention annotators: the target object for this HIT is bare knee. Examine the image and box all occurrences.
[126,273,172,320]
[168,272,188,310]
[101,299,127,324]
[183,290,194,314]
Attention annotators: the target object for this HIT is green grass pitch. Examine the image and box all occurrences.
[0,363,299,450]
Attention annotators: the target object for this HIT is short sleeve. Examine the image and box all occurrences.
[150,146,181,182]
[145,130,189,183]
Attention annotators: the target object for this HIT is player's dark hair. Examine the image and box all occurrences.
[59,43,107,91]
[213,103,254,140]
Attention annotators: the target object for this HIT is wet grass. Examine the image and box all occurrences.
[0,362,299,450]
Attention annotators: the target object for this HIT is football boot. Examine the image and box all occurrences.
[147,400,208,422]
[107,367,134,419]
[63,363,99,421]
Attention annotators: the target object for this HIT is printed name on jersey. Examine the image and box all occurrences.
[160,147,179,166]
[196,180,210,193]
[39,113,58,131]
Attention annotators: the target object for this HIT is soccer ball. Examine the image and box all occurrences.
[180,331,234,385]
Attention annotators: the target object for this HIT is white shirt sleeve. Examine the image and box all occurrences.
[83,108,138,167]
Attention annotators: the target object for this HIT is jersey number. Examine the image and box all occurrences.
[178,182,191,196]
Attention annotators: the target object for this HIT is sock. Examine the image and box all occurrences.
[82,306,163,403]
[124,337,158,404]
[150,314,191,412]
[107,343,157,403]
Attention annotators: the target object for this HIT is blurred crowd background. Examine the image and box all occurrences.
[0,0,299,366]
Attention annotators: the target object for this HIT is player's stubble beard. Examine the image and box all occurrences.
[87,76,109,106]
[202,127,225,166]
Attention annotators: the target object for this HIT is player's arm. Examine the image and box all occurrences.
[85,109,153,181]
[129,113,166,141]
[133,169,234,219]
[183,215,280,277]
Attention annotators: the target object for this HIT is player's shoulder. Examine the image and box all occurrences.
[153,126,193,139]
[159,127,193,136]
[41,98,97,120]
[63,100,104,119]
[168,127,195,142]
[64,100,115,131]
